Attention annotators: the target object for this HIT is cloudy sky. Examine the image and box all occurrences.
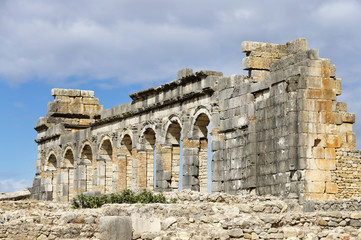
[1,0,361,193]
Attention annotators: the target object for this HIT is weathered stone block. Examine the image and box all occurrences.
[99,216,132,240]
[286,38,307,54]
[305,181,325,193]
[315,158,336,171]
[177,68,193,80]
[305,170,331,182]
[325,148,336,159]
[325,182,338,194]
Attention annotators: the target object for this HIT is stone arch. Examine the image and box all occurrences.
[118,129,134,149]
[97,136,113,194]
[183,106,212,193]
[79,142,93,164]
[46,151,57,171]
[191,106,212,136]
[194,112,211,193]
[99,135,113,151]
[61,146,75,201]
[79,141,94,193]
[62,146,75,168]
[45,152,57,200]
[118,134,133,191]
[163,116,183,191]
[164,114,183,138]
[139,126,157,190]
[139,122,156,140]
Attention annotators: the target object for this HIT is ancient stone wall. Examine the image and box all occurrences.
[2,192,361,239]
[31,38,361,202]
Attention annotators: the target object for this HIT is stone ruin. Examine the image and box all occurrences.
[31,38,361,203]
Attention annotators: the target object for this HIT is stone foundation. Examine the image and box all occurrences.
[2,192,361,239]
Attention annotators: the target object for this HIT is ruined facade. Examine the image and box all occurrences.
[31,38,361,202]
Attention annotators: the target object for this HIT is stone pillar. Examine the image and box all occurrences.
[126,154,133,189]
[97,159,106,194]
[77,164,87,194]
[131,149,139,189]
[73,164,79,196]
[146,150,154,191]
[105,158,112,194]
[43,171,54,200]
[86,163,94,192]
[138,151,147,188]
[68,168,75,200]
[199,138,208,193]
[171,145,180,190]
[117,154,127,192]
[51,171,57,200]
[56,167,61,201]
[158,144,172,191]
[182,138,200,191]
[60,168,69,202]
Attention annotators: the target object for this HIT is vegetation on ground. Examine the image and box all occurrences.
[72,189,176,208]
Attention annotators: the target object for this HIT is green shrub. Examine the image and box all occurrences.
[72,189,174,209]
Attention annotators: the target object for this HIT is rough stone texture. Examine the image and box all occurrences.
[2,192,361,239]
[31,38,361,203]
[99,216,132,240]
[0,189,31,201]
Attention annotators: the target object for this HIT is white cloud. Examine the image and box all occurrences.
[13,102,25,109]
[0,179,32,193]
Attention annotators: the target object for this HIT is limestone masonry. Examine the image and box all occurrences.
[31,38,361,202]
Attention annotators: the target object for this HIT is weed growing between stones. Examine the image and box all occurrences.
[72,189,176,208]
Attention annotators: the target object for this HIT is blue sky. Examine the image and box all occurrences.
[1,0,361,192]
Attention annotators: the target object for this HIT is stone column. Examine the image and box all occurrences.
[138,151,147,188]
[68,168,75,200]
[146,150,154,191]
[105,158,113,194]
[60,167,69,202]
[97,159,106,194]
[171,145,180,191]
[182,138,200,191]
[158,144,172,191]
[131,149,139,190]
[117,154,127,192]
[77,163,87,194]
[199,138,208,193]
[86,163,94,192]
[51,171,57,200]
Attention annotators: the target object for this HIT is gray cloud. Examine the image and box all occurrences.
[2,0,357,86]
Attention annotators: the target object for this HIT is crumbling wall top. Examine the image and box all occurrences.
[51,88,95,98]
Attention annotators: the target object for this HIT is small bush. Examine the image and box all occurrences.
[72,189,173,209]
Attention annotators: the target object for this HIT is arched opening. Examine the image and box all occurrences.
[62,148,75,202]
[143,128,156,190]
[98,139,113,194]
[47,154,57,171]
[193,113,211,193]
[46,153,57,200]
[119,134,132,191]
[80,144,93,193]
[165,122,182,191]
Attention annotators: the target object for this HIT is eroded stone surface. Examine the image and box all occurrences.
[1,192,361,239]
